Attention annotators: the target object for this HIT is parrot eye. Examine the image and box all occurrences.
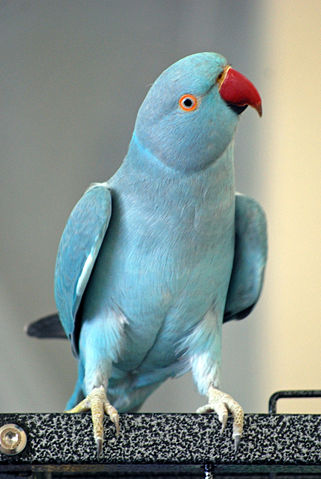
[179,94,198,111]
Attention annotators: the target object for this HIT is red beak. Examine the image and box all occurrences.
[218,66,262,116]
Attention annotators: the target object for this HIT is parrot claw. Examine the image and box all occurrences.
[234,434,241,452]
[96,438,103,459]
[197,386,244,450]
[66,385,119,457]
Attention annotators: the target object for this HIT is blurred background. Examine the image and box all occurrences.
[0,0,320,414]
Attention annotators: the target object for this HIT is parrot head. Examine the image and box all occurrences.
[133,52,262,173]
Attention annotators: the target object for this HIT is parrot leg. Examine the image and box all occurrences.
[66,385,119,457]
[196,385,244,451]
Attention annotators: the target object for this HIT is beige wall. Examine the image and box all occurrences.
[262,0,321,413]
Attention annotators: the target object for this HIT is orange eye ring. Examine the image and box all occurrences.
[179,94,198,111]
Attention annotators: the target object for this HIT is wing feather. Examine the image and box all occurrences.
[54,183,112,348]
[223,193,267,322]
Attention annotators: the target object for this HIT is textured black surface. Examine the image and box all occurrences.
[0,413,320,475]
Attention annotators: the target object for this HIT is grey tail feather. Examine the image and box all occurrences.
[25,313,67,339]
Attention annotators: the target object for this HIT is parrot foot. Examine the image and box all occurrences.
[65,385,119,458]
[196,385,244,451]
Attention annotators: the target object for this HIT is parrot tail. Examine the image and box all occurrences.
[25,313,67,339]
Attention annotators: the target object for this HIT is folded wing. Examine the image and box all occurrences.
[54,183,112,353]
[223,194,267,322]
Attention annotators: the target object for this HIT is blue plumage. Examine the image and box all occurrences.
[54,52,267,452]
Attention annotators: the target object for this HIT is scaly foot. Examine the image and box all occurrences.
[66,385,119,457]
[196,385,244,451]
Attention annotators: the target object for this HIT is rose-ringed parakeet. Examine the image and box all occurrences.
[28,52,267,456]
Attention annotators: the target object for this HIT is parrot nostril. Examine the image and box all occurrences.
[217,72,223,83]
[217,65,231,88]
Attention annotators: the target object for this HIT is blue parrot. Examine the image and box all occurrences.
[35,52,267,455]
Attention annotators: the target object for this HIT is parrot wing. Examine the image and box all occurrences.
[54,183,112,352]
[223,193,267,322]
